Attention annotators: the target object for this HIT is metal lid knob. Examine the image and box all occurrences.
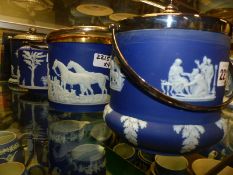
[28,27,37,34]
[163,0,179,13]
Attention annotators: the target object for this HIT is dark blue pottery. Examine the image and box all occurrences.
[0,131,25,163]
[9,28,45,84]
[48,120,90,174]
[18,45,48,93]
[104,105,227,154]
[46,26,112,112]
[105,13,232,154]
[70,144,106,175]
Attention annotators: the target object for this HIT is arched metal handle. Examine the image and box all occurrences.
[110,24,233,112]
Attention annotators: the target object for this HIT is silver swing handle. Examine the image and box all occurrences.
[110,24,233,112]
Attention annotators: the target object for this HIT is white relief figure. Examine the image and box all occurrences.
[195,56,214,92]
[67,60,87,73]
[168,58,190,95]
[22,50,46,86]
[103,104,113,121]
[41,76,48,86]
[67,60,109,94]
[161,56,217,101]
[173,125,205,153]
[187,68,208,96]
[110,59,125,92]
[49,59,110,105]
[52,59,90,94]
[121,115,147,146]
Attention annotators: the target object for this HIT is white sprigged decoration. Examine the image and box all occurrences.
[215,118,228,138]
[103,104,113,121]
[173,125,205,153]
[121,116,147,146]
[22,50,46,87]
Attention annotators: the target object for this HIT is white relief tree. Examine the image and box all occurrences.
[22,50,46,86]
[121,116,147,146]
[173,125,205,153]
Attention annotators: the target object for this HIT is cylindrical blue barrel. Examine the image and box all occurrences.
[9,28,45,85]
[104,14,232,154]
[47,26,112,112]
[18,44,48,91]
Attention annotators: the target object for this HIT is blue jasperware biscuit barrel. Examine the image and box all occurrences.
[46,26,112,112]
[9,28,45,85]
[18,44,48,92]
[104,9,233,154]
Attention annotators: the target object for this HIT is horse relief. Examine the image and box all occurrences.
[49,59,110,105]
[161,56,217,101]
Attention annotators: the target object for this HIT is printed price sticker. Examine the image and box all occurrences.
[93,53,111,69]
[217,61,229,86]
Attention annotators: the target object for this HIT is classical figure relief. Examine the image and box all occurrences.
[161,56,217,101]
[110,59,125,92]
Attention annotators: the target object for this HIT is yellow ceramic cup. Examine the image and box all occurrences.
[0,162,26,175]
[154,155,188,174]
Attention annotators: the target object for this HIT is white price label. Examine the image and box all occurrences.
[217,61,229,86]
[93,53,111,69]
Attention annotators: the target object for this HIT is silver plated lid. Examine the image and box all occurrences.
[116,2,232,36]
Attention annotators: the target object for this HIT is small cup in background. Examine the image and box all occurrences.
[70,144,106,175]
[154,155,188,175]
[0,131,29,163]
[0,161,27,175]
[90,122,112,144]
[137,150,155,172]
[113,143,136,162]
[48,120,90,174]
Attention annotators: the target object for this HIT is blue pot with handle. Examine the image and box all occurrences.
[104,4,233,154]
[46,26,112,112]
